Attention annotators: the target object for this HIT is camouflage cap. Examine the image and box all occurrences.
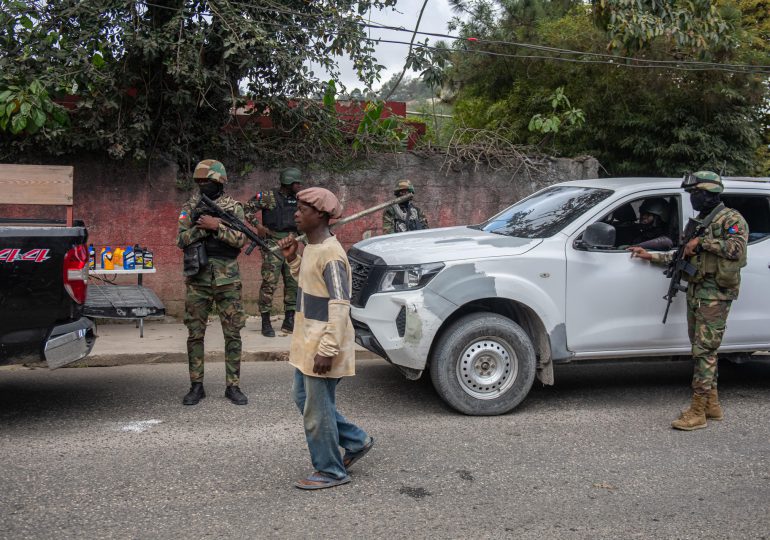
[280,167,302,186]
[193,159,227,184]
[394,179,415,194]
[681,170,723,193]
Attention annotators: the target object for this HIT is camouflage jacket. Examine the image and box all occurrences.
[177,194,246,286]
[651,207,748,301]
[244,189,277,225]
[383,202,429,234]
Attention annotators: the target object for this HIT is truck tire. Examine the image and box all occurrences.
[430,312,536,415]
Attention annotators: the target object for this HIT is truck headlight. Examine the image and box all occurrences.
[378,262,444,292]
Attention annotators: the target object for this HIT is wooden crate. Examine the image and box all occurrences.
[0,164,74,226]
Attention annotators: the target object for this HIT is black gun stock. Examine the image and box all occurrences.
[196,194,283,260]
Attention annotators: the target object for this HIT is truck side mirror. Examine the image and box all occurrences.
[580,222,616,251]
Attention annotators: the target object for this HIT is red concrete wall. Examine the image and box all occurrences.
[1,154,598,317]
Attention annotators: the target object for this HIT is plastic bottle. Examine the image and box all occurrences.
[142,246,153,269]
[88,244,96,270]
[114,247,124,268]
[100,247,107,268]
[124,245,135,270]
[134,244,144,268]
[103,247,114,270]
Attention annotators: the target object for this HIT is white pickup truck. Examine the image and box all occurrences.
[349,177,770,415]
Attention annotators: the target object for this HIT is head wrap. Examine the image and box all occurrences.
[297,187,343,219]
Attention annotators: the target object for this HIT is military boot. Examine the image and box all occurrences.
[261,311,275,337]
[280,310,295,334]
[671,393,708,431]
[225,385,248,405]
[182,382,206,406]
[705,388,724,420]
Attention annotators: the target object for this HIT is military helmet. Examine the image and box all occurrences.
[193,159,227,184]
[681,170,723,193]
[639,198,670,222]
[394,179,415,194]
[280,167,302,186]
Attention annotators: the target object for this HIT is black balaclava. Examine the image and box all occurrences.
[199,181,224,200]
[690,189,720,213]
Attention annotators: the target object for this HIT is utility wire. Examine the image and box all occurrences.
[128,1,770,74]
[199,0,770,71]
[382,0,429,101]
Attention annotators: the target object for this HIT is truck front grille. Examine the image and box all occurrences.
[348,248,387,308]
[349,256,372,306]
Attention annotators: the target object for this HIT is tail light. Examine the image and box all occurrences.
[63,244,88,304]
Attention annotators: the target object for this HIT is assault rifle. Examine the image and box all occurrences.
[661,203,724,323]
[194,194,283,260]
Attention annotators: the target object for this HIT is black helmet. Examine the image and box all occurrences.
[639,198,669,222]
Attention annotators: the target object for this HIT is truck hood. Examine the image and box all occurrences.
[351,226,543,265]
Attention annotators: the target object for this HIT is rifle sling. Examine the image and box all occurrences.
[699,203,725,231]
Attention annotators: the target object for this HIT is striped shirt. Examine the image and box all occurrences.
[288,235,356,378]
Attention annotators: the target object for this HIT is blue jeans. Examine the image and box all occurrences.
[291,369,369,480]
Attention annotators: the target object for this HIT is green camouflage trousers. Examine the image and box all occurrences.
[686,297,732,395]
[258,233,298,313]
[184,279,245,386]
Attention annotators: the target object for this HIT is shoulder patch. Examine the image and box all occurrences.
[727,224,741,235]
[179,210,188,221]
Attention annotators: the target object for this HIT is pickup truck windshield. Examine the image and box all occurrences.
[478,186,613,238]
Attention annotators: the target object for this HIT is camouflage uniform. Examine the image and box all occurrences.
[382,179,429,234]
[244,188,299,314]
[177,170,246,387]
[651,173,748,397]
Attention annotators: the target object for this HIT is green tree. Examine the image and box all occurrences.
[0,0,398,173]
[446,0,770,176]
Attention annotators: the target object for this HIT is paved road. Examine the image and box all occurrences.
[1,358,768,539]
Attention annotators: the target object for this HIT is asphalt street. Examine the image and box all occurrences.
[1,358,768,539]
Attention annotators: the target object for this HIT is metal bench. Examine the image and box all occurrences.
[84,285,165,338]
[85,267,165,337]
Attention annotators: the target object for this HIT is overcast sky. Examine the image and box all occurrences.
[313,0,458,92]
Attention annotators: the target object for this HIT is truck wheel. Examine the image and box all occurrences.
[430,312,536,416]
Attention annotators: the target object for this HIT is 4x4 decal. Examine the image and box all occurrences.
[0,248,51,263]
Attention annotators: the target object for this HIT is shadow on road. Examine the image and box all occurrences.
[1,357,768,422]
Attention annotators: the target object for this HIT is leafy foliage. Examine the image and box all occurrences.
[0,80,69,135]
[352,101,409,151]
[445,0,770,176]
[0,0,398,175]
[528,87,585,136]
[594,0,734,53]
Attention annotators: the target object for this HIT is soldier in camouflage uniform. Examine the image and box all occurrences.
[383,179,429,234]
[177,159,248,406]
[244,167,302,337]
[629,171,748,430]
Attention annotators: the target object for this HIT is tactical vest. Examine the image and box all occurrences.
[262,190,298,232]
[688,208,747,290]
[392,203,426,233]
[204,236,241,259]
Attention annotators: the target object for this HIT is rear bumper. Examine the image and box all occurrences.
[44,317,96,369]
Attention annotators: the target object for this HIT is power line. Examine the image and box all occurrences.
[121,1,770,74]
[202,0,770,72]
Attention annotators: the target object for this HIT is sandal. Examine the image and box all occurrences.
[343,436,375,470]
[294,471,351,490]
